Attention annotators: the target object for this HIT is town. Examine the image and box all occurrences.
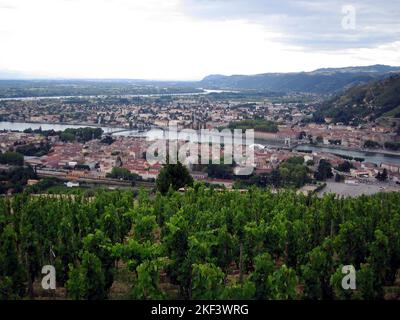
[1,92,399,197]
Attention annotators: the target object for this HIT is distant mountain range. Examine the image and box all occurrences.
[2,64,400,98]
[200,65,400,94]
[314,74,400,124]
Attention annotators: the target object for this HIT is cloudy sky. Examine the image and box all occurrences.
[0,0,399,79]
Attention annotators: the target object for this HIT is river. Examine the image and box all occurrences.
[294,144,400,166]
[0,89,236,101]
[0,121,124,134]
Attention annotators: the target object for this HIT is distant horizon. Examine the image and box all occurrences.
[1,63,399,82]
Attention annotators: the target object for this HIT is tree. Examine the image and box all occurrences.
[106,167,139,182]
[301,240,335,299]
[66,251,107,300]
[377,169,388,181]
[60,127,103,143]
[336,161,352,173]
[285,156,305,165]
[314,159,333,181]
[278,160,309,188]
[354,263,383,299]
[384,141,400,151]
[267,265,298,300]
[59,131,75,142]
[220,280,256,299]
[331,263,383,300]
[191,263,225,299]
[82,231,115,290]
[298,131,307,140]
[249,252,275,299]
[0,225,26,299]
[335,173,343,182]
[306,159,315,166]
[0,151,24,166]
[364,140,381,149]
[132,258,167,299]
[156,161,193,195]
[376,169,388,182]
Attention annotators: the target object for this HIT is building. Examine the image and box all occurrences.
[66,181,80,188]
[381,163,400,174]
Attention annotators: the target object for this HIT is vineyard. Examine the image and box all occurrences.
[1,185,400,300]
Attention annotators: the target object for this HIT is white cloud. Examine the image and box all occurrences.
[0,0,399,79]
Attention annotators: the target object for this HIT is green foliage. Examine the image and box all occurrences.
[66,251,107,300]
[306,159,315,166]
[0,166,37,194]
[0,151,24,166]
[156,161,194,195]
[336,161,353,173]
[60,127,103,143]
[376,169,388,182]
[279,158,310,188]
[384,141,400,151]
[301,240,335,299]
[315,75,400,124]
[15,142,51,157]
[364,140,381,149]
[106,167,140,182]
[202,67,400,94]
[228,119,278,133]
[0,225,26,299]
[2,186,400,300]
[132,258,167,300]
[285,156,305,165]
[235,157,309,189]
[0,81,203,99]
[220,280,256,299]
[192,263,225,299]
[192,162,234,179]
[25,177,61,194]
[314,159,333,181]
[250,252,275,299]
[267,265,298,300]
[335,173,344,182]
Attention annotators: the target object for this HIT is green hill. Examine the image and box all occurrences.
[314,74,400,124]
[200,65,400,94]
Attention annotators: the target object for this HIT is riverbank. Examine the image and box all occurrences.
[0,120,127,134]
[0,88,233,101]
[0,120,127,130]
[294,143,400,166]
[295,143,400,157]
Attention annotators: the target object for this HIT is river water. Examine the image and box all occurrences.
[294,144,400,166]
[0,121,123,134]
[0,89,235,101]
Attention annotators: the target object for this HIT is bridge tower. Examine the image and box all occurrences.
[284,137,291,148]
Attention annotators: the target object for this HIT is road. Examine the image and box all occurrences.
[317,181,400,197]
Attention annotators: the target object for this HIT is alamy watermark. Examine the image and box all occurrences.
[41,265,56,290]
[341,265,356,290]
[341,5,356,30]
[145,125,255,176]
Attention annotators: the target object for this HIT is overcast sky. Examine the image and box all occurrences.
[0,0,399,80]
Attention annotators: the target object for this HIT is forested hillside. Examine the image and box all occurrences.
[1,186,400,300]
[314,75,400,124]
[200,65,400,94]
